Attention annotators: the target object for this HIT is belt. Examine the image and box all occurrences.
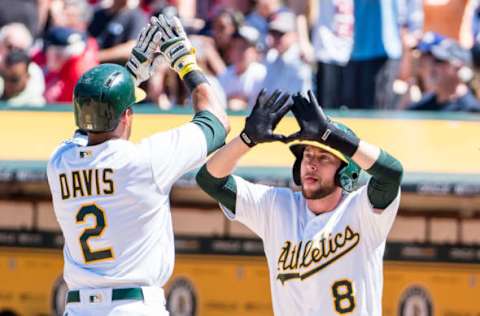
[66,287,144,303]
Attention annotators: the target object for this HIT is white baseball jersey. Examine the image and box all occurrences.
[47,123,207,290]
[221,177,400,316]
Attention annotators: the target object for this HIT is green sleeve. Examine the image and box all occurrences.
[365,150,403,209]
[195,164,238,212]
[191,111,226,155]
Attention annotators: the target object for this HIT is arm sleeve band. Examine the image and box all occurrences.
[366,149,404,209]
[183,70,208,93]
[191,111,227,155]
[196,164,237,212]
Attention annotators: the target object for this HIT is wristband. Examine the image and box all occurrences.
[321,124,360,157]
[239,131,256,147]
[183,70,209,93]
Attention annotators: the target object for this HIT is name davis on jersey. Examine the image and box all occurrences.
[276,225,360,284]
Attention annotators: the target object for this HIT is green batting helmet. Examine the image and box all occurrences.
[74,63,146,132]
[289,122,361,192]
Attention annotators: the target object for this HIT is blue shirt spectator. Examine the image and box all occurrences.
[261,12,312,95]
[408,39,479,112]
[351,0,423,60]
[409,91,480,112]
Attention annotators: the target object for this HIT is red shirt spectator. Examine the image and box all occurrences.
[43,27,98,103]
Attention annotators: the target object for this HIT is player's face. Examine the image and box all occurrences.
[300,146,342,199]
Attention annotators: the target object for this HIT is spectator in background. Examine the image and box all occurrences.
[234,0,259,27]
[0,50,45,106]
[472,1,480,43]
[261,11,312,95]
[249,0,289,37]
[394,0,425,107]
[0,23,34,65]
[189,35,226,106]
[146,62,182,109]
[210,8,243,64]
[218,25,266,110]
[44,27,98,103]
[408,39,480,112]
[88,0,147,64]
[342,0,423,109]
[395,32,445,109]
[244,0,292,50]
[423,0,476,48]
[147,36,227,110]
[51,0,93,34]
[34,0,98,73]
[309,0,354,108]
[0,0,41,37]
[0,23,45,102]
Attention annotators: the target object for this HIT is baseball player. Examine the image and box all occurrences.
[47,15,229,315]
[196,90,403,315]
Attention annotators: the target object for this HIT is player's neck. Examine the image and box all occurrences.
[88,131,127,146]
[306,189,343,215]
[87,123,129,146]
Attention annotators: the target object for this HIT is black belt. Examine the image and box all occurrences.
[66,287,144,303]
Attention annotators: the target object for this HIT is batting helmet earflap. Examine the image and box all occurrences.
[74,63,146,132]
[289,122,361,192]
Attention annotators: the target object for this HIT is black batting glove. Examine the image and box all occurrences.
[240,89,292,147]
[287,90,359,157]
[287,90,330,142]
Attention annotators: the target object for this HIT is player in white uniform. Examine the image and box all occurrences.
[47,15,229,315]
[196,90,403,315]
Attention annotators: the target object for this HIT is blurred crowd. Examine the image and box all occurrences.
[1,0,480,112]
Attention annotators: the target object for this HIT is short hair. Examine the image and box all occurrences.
[4,49,31,68]
[214,8,244,31]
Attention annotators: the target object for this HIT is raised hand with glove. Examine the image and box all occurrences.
[287,90,360,157]
[152,14,208,92]
[240,89,292,147]
[125,17,163,86]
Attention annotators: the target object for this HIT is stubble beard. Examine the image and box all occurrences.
[301,179,337,200]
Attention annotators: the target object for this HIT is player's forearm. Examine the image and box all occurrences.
[196,136,249,213]
[206,136,250,178]
[189,79,230,133]
[196,165,237,212]
[351,141,403,183]
[327,131,403,208]
[351,140,381,170]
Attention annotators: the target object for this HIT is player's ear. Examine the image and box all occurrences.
[121,108,133,121]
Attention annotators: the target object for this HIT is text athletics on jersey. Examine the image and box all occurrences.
[276,225,360,284]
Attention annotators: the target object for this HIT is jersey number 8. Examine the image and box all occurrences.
[331,279,355,314]
[76,204,114,263]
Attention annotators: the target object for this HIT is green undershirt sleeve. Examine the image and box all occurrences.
[191,111,226,155]
[365,150,403,209]
[196,164,238,212]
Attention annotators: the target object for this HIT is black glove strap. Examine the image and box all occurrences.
[239,130,256,147]
[183,70,209,93]
[322,124,360,157]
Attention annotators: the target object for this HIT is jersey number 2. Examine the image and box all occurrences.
[76,204,113,263]
[331,279,355,314]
